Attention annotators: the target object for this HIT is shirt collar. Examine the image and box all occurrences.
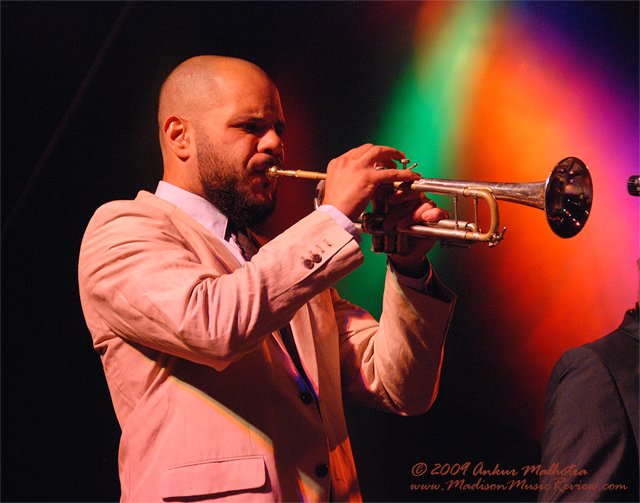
[154,181,229,241]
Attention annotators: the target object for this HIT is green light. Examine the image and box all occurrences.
[335,1,498,316]
[378,1,497,175]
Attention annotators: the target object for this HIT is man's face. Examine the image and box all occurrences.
[195,71,285,229]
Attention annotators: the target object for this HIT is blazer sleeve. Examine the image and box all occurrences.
[78,197,363,371]
[337,266,455,416]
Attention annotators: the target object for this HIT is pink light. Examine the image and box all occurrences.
[428,4,638,438]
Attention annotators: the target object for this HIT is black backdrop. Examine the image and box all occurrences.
[2,2,637,502]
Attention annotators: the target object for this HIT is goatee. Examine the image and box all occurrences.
[197,142,277,230]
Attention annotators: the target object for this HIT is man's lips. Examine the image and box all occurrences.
[250,160,281,190]
[256,157,282,172]
[251,159,281,183]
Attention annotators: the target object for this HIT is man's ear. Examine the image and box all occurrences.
[162,115,193,160]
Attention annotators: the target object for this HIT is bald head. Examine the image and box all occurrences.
[158,56,270,128]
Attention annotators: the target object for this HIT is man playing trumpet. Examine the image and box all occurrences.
[78,55,456,502]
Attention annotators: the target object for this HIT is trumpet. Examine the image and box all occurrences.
[267,157,592,253]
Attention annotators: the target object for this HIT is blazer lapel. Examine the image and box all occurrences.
[135,191,242,272]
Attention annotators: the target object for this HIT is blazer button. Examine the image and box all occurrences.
[315,462,329,478]
[311,253,322,263]
[299,391,314,405]
[302,259,314,269]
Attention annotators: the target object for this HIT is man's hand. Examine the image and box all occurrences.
[321,144,422,221]
[383,188,450,277]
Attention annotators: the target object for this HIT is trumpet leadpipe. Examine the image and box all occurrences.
[266,167,327,180]
[266,166,434,190]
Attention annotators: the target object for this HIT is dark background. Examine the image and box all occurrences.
[2,2,637,502]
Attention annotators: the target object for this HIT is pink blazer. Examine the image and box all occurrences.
[78,191,455,502]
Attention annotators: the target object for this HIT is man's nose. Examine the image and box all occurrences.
[258,127,283,155]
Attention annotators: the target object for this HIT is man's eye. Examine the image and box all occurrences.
[241,123,260,133]
[237,122,284,137]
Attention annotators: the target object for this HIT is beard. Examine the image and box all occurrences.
[196,138,277,230]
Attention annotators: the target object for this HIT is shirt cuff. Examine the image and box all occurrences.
[317,205,362,243]
[388,260,433,294]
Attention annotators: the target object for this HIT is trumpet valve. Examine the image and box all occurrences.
[399,159,419,171]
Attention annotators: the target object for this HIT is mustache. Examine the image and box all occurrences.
[255,155,283,172]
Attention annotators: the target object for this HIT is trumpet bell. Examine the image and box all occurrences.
[545,157,593,238]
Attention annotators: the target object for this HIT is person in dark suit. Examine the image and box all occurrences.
[538,301,639,502]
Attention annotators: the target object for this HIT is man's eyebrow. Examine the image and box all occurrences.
[232,115,268,124]
[232,114,259,122]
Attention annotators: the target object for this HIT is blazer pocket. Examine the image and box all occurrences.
[160,455,266,499]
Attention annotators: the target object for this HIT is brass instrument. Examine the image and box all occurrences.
[266,157,592,253]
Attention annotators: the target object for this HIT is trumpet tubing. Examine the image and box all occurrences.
[266,157,592,250]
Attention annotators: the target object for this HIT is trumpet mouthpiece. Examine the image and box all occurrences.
[266,165,279,180]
